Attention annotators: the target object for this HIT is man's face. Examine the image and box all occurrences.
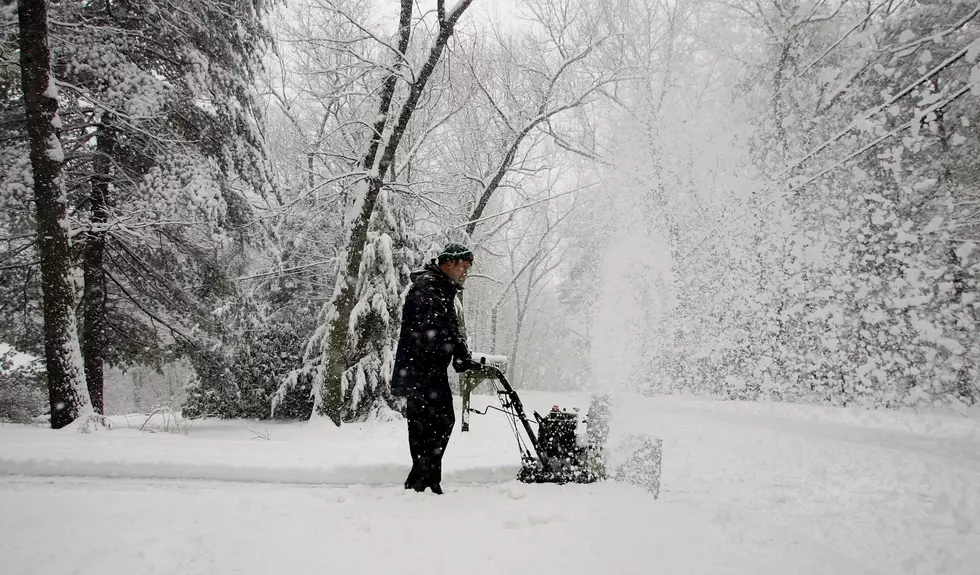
[443,259,472,284]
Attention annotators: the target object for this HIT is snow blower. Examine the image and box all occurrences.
[465,355,663,498]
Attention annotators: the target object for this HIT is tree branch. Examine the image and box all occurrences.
[104,269,195,345]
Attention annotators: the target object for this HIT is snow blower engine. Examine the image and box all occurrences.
[465,355,610,486]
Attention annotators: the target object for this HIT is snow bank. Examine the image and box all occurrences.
[0,396,522,485]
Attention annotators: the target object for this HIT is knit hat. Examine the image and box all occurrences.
[437,242,474,263]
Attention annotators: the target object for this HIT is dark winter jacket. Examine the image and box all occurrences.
[390,260,472,399]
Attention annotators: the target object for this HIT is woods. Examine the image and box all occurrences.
[2,0,979,428]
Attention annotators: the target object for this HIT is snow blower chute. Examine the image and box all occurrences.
[464,355,663,497]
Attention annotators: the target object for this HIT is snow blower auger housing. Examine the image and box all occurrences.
[466,358,609,486]
[518,402,605,485]
[465,355,663,497]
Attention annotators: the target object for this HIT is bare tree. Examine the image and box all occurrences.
[497,185,578,380]
[460,0,619,237]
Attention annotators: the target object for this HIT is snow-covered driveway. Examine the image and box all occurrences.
[2,392,978,575]
[1,475,856,575]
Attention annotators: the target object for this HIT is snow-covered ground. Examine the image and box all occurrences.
[2,391,979,575]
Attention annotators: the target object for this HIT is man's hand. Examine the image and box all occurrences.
[453,357,484,373]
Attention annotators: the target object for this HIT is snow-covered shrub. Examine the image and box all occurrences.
[0,356,46,424]
[182,288,315,419]
[183,317,314,420]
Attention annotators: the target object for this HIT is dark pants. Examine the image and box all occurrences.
[404,391,455,489]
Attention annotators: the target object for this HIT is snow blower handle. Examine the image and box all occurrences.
[479,363,543,463]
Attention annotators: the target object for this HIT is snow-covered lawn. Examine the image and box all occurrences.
[2,391,979,575]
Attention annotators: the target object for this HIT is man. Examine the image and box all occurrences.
[391,242,481,494]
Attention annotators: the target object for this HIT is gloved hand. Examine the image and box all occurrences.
[453,357,484,373]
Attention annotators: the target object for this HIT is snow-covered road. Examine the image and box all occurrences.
[1,392,978,575]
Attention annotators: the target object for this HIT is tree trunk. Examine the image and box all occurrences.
[307,152,314,197]
[132,370,143,412]
[82,116,114,415]
[490,307,499,353]
[18,0,93,428]
[509,309,526,386]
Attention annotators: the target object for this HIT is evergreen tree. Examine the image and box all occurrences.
[341,189,420,420]
[1,0,276,414]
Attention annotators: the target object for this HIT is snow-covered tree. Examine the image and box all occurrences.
[273,0,477,425]
[13,0,94,427]
[772,0,980,406]
[339,189,419,420]
[578,0,980,408]
[1,0,276,416]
